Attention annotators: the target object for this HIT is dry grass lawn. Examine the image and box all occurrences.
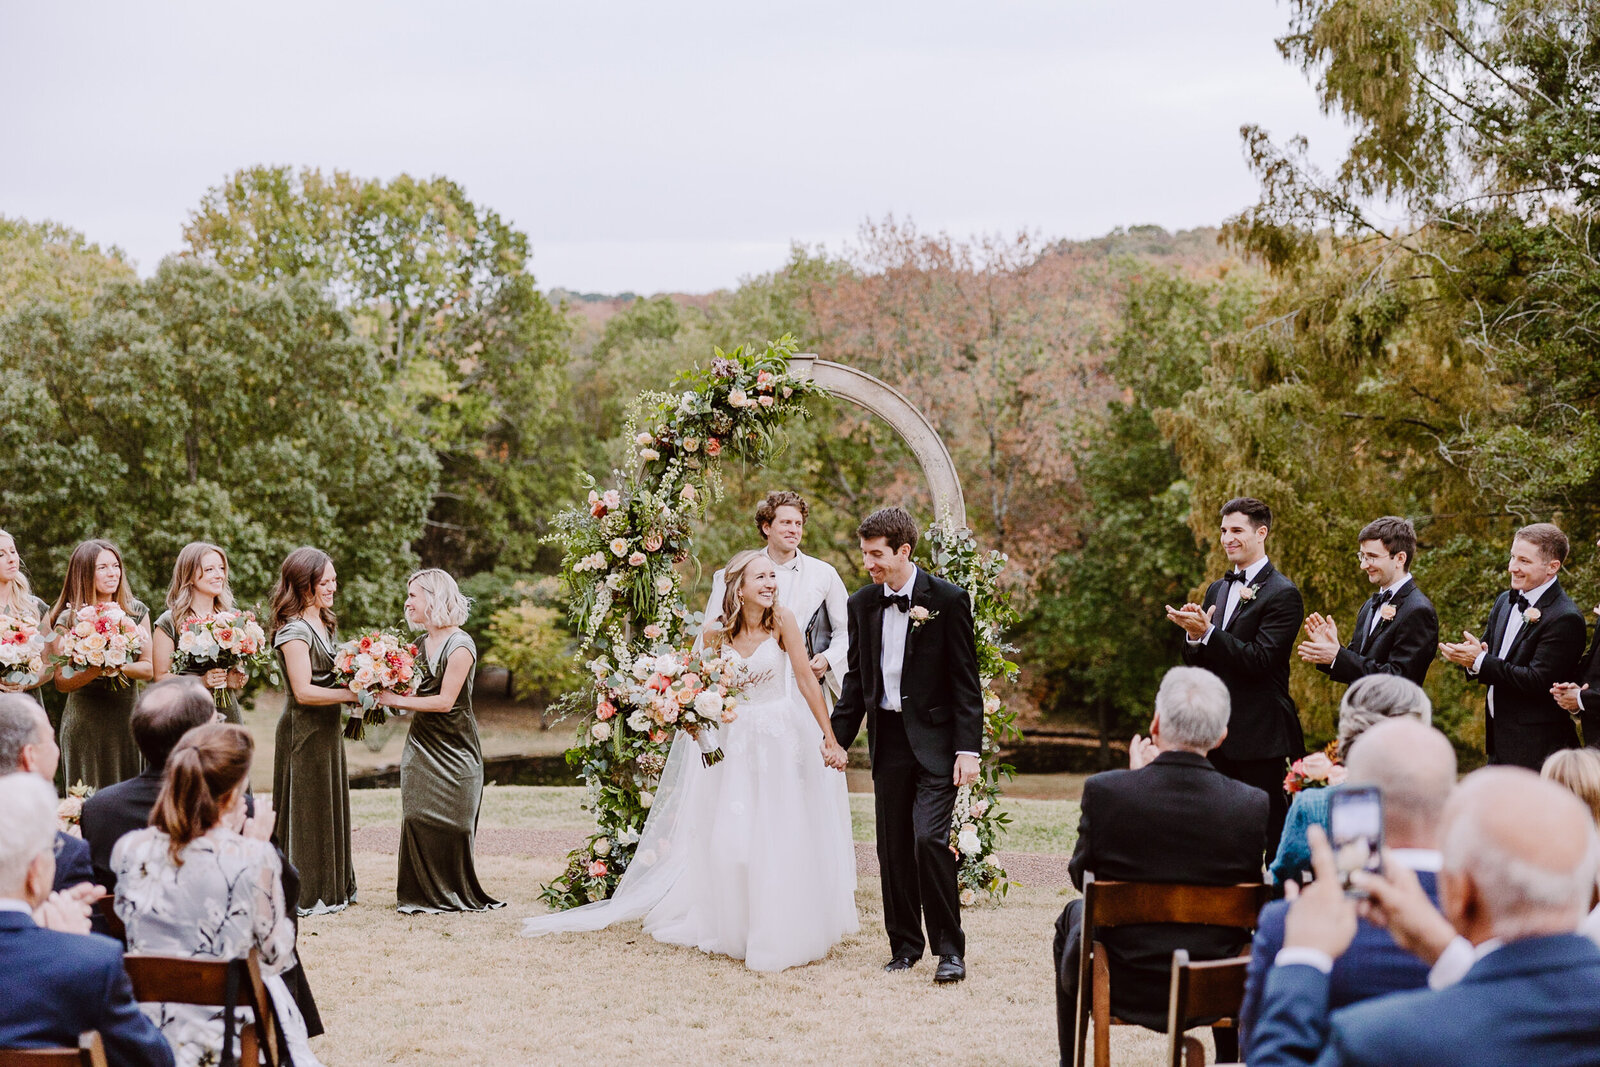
[291,789,1207,1067]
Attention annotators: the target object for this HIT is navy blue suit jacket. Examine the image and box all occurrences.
[1239,871,1438,1056]
[0,910,173,1066]
[52,831,93,892]
[1251,932,1600,1066]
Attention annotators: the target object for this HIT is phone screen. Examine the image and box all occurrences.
[1327,786,1383,895]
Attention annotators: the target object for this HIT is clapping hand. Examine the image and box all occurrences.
[1164,602,1215,640]
[1552,682,1587,713]
[1439,631,1487,669]
[34,889,93,934]
[1128,734,1159,770]
[1297,613,1341,665]
[242,795,276,841]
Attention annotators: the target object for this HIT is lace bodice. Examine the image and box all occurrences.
[726,636,789,704]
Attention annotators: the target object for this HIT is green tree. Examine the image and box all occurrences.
[0,258,437,625]
[0,216,133,316]
[184,166,576,573]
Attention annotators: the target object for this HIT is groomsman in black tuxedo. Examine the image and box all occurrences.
[1298,516,1438,688]
[831,507,984,985]
[1551,533,1600,748]
[1167,496,1304,857]
[1440,523,1586,769]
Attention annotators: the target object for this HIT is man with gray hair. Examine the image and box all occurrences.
[1251,767,1600,1064]
[0,773,174,1065]
[0,693,94,894]
[1053,666,1269,1066]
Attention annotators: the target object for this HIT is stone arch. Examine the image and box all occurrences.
[787,354,967,526]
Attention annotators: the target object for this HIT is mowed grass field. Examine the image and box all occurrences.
[288,787,1212,1067]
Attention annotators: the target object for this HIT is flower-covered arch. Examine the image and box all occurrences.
[540,337,1019,911]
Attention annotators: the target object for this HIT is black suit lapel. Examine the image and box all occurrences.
[864,592,886,703]
[1350,599,1376,655]
[1485,593,1510,659]
[1506,581,1561,661]
[901,570,934,678]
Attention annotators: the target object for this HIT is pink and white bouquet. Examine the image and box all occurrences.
[57,781,92,837]
[594,645,763,766]
[53,603,144,687]
[332,629,419,740]
[1284,744,1347,794]
[171,609,275,709]
[0,613,46,687]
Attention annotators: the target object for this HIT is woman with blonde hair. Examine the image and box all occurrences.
[375,569,503,913]
[269,547,358,915]
[152,542,248,720]
[111,722,323,1066]
[50,539,155,788]
[0,529,51,694]
[523,549,857,970]
[1542,747,1600,826]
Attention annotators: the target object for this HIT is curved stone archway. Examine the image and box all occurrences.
[787,354,967,526]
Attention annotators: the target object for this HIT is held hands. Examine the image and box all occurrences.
[808,653,830,681]
[1128,734,1159,770]
[1282,826,1358,960]
[1439,631,1487,669]
[1552,682,1588,713]
[819,737,848,771]
[1297,613,1341,665]
[34,889,94,934]
[1164,602,1215,641]
[952,752,980,787]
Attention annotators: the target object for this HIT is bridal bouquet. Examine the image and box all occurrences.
[332,629,419,740]
[0,613,46,687]
[171,610,274,709]
[596,645,761,766]
[56,781,93,837]
[53,603,144,687]
[1284,742,1347,794]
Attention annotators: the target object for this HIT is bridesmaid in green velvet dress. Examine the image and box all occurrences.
[152,542,248,721]
[269,546,358,915]
[50,539,155,789]
[376,568,504,914]
[0,529,52,697]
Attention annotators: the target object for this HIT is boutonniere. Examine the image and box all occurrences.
[1523,607,1542,625]
[908,605,937,629]
[1238,584,1259,603]
[1379,603,1397,622]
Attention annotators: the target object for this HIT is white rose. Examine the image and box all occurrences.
[639,448,660,462]
[591,721,612,741]
[728,388,748,407]
[959,888,976,907]
[694,690,723,719]
[627,711,652,732]
[655,576,674,596]
[635,432,654,447]
[957,828,982,855]
[639,790,654,809]
[592,837,612,856]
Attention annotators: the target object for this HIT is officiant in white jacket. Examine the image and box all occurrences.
[705,491,849,701]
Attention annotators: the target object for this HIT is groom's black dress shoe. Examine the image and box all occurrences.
[883,956,917,973]
[933,955,966,984]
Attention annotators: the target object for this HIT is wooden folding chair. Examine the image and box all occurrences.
[1072,874,1268,1067]
[0,1031,108,1067]
[1165,949,1251,1067]
[123,947,278,1067]
[92,897,124,942]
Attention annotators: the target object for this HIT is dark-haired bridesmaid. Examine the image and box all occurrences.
[153,542,248,721]
[50,539,154,789]
[377,568,504,914]
[269,546,358,915]
[0,529,51,694]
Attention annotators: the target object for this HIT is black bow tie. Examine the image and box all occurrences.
[1223,571,1248,584]
[1370,589,1394,607]
[1512,591,1531,613]
[883,592,911,612]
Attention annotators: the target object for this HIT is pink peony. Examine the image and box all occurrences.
[588,860,608,878]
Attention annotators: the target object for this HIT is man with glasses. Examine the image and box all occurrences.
[1298,516,1439,688]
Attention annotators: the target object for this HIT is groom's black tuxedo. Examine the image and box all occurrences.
[1317,579,1439,688]
[1469,581,1585,769]
[831,568,983,962]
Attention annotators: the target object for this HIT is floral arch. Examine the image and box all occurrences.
[540,337,1019,911]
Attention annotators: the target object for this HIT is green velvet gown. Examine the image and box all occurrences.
[155,610,242,724]
[271,617,356,915]
[396,631,503,914]
[58,598,148,790]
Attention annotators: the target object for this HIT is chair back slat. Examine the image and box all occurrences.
[92,898,125,943]
[0,1031,107,1067]
[1167,950,1252,1067]
[1087,880,1267,929]
[123,949,276,1067]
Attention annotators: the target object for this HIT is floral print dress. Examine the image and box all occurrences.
[112,826,320,1066]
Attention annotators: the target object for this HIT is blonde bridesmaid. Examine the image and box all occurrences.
[152,542,248,721]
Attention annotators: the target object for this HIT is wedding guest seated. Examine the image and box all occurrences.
[1240,718,1455,1056]
[112,723,324,1067]
[0,772,174,1066]
[81,677,322,1036]
[0,693,95,894]
[1270,675,1431,886]
[1250,768,1600,1065]
[1540,747,1600,942]
[1053,666,1267,1067]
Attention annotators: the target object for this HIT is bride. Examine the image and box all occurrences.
[522,549,859,971]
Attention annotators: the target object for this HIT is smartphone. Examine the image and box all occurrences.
[1327,786,1384,896]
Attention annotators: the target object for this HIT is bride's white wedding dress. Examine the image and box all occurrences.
[521,635,858,971]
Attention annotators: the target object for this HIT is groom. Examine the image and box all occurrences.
[830,507,984,984]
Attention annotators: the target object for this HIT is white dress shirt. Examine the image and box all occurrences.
[704,547,851,684]
[1369,573,1413,634]
[1192,556,1271,645]
[1470,575,1558,717]
[0,897,32,915]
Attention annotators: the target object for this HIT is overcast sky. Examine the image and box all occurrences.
[2,2,1350,294]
